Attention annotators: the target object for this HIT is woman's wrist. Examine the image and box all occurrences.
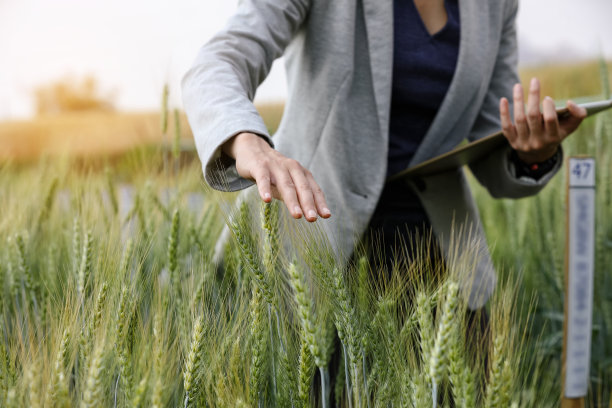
[511,147,560,180]
[514,144,559,165]
[222,132,269,160]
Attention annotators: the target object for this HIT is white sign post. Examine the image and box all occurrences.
[562,157,596,408]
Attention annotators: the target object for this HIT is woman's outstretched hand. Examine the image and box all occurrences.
[499,77,587,164]
[222,132,331,222]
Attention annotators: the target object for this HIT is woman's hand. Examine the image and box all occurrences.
[222,132,331,222]
[499,77,587,165]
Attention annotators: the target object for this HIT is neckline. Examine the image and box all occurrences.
[409,0,451,38]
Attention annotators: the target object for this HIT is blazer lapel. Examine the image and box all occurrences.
[362,0,394,142]
[409,0,489,166]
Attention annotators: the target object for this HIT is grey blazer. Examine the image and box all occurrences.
[182,0,562,308]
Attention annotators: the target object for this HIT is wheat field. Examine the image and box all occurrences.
[0,61,610,407]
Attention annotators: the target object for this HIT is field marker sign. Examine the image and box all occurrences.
[562,157,596,405]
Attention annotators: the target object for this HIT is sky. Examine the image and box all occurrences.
[0,0,611,120]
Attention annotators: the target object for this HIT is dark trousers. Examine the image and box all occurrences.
[365,178,435,273]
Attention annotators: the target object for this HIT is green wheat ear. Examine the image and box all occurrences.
[289,262,323,367]
[91,282,109,335]
[231,202,275,307]
[416,291,434,367]
[183,315,205,408]
[249,287,267,407]
[168,208,180,275]
[485,334,506,408]
[77,230,94,300]
[429,282,459,393]
[37,177,59,227]
[46,330,70,407]
[297,331,315,407]
[131,374,148,408]
[81,344,106,408]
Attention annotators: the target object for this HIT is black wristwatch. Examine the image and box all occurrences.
[510,149,559,181]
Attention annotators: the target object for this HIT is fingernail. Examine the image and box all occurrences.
[531,77,538,87]
[308,210,316,219]
[294,206,302,216]
[264,193,271,200]
[322,207,331,216]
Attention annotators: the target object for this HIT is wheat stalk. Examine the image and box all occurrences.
[417,291,435,369]
[46,329,70,408]
[289,263,324,367]
[92,282,109,335]
[331,266,361,406]
[37,177,59,226]
[297,333,314,407]
[72,217,82,275]
[151,315,165,408]
[130,374,148,408]
[119,239,134,279]
[168,208,180,283]
[25,361,41,408]
[5,387,17,408]
[231,203,274,307]
[499,359,513,407]
[183,315,205,408]
[448,322,470,408]
[77,230,94,300]
[81,344,106,408]
[114,286,132,404]
[430,281,459,406]
[485,334,505,408]
[0,336,7,403]
[15,234,38,312]
[249,287,267,407]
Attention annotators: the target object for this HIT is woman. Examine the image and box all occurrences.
[182,0,585,309]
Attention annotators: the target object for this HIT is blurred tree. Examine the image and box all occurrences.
[35,76,116,115]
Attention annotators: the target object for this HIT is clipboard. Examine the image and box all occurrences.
[386,99,612,183]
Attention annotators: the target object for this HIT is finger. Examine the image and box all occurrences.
[513,83,529,144]
[287,163,318,222]
[542,96,560,141]
[271,166,303,219]
[526,78,543,135]
[305,171,331,218]
[567,100,587,119]
[252,166,272,203]
[499,97,517,145]
[559,100,587,138]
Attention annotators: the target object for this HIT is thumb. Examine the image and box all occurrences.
[559,100,586,137]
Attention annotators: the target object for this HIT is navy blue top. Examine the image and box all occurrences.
[387,0,460,177]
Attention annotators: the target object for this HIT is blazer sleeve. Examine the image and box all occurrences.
[466,0,562,199]
[181,0,310,191]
